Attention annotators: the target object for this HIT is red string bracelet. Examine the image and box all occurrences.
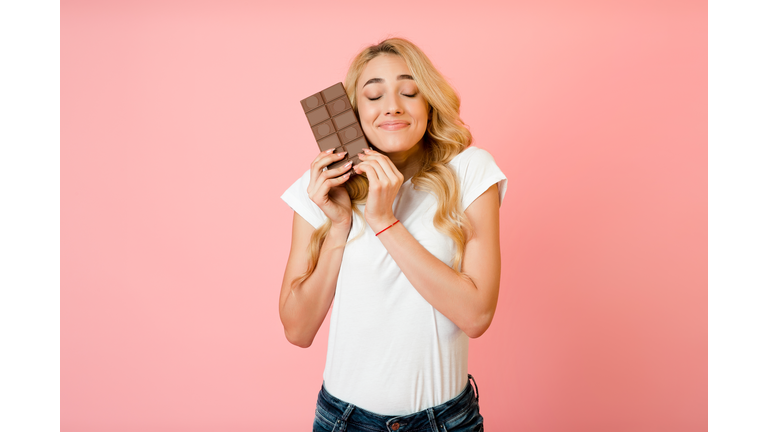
[375,220,400,236]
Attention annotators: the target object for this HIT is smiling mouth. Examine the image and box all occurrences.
[378,122,409,131]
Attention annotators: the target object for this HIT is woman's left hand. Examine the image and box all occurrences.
[354,148,404,233]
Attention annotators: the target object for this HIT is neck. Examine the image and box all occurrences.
[384,141,425,182]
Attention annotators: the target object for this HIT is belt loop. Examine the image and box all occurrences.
[468,374,479,403]
[427,407,439,432]
[337,402,355,432]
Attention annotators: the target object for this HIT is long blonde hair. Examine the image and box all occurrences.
[292,37,474,288]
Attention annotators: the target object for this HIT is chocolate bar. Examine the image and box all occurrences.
[300,82,370,172]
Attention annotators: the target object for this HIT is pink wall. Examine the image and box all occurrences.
[62,1,706,430]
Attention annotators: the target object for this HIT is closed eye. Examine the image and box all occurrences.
[367,93,416,100]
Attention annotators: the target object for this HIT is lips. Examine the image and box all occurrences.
[378,121,409,131]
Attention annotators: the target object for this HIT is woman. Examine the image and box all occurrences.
[280,38,507,432]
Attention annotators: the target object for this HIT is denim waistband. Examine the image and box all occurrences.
[316,375,479,432]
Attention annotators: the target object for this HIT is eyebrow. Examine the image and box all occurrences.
[362,74,414,87]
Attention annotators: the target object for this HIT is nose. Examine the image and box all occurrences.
[386,94,404,115]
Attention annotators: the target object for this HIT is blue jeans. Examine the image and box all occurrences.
[313,374,484,432]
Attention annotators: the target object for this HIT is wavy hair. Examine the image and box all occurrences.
[292,37,474,288]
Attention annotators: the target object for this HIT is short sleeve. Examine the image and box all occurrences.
[280,169,329,229]
[450,147,508,211]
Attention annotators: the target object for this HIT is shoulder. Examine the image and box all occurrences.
[448,146,498,174]
[294,168,312,188]
[447,146,508,210]
[280,169,328,229]
[281,169,312,202]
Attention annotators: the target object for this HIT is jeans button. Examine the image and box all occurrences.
[391,422,400,431]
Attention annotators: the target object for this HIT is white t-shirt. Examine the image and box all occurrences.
[281,146,507,415]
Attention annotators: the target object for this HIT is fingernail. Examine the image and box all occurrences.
[325,149,334,154]
[344,161,352,167]
[338,151,348,157]
[363,148,371,153]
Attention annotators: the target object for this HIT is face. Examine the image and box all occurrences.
[356,54,430,156]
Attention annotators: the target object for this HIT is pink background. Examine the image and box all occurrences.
[62,0,706,431]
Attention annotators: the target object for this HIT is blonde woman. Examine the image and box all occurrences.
[280,38,507,432]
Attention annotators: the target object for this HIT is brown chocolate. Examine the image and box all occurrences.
[300,82,370,172]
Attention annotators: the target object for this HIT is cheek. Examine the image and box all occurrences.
[356,107,377,139]
[356,104,377,125]
[409,101,429,124]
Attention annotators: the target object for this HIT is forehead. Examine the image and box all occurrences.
[359,54,411,83]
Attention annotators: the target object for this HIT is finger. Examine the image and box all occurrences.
[310,150,347,183]
[379,152,403,180]
[357,161,391,197]
[310,149,334,184]
[368,158,391,187]
[324,171,352,189]
[310,158,352,199]
[354,161,380,183]
[308,151,344,196]
[312,169,352,204]
[362,149,402,183]
[360,152,397,185]
[311,148,335,169]
[317,151,348,172]
[324,159,354,179]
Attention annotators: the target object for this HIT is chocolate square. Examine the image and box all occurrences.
[332,110,357,130]
[344,137,368,157]
[312,119,336,140]
[326,96,352,116]
[317,133,341,152]
[300,92,325,113]
[305,105,330,126]
[321,83,346,102]
[338,124,363,144]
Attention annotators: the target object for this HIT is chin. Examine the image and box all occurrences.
[373,140,420,154]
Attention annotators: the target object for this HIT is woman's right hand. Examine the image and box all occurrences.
[307,149,354,227]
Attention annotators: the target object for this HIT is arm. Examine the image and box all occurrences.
[278,212,351,348]
[375,184,501,338]
[278,149,354,348]
[354,148,501,338]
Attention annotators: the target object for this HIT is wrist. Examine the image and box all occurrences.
[330,220,352,234]
[369,216,398,235]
